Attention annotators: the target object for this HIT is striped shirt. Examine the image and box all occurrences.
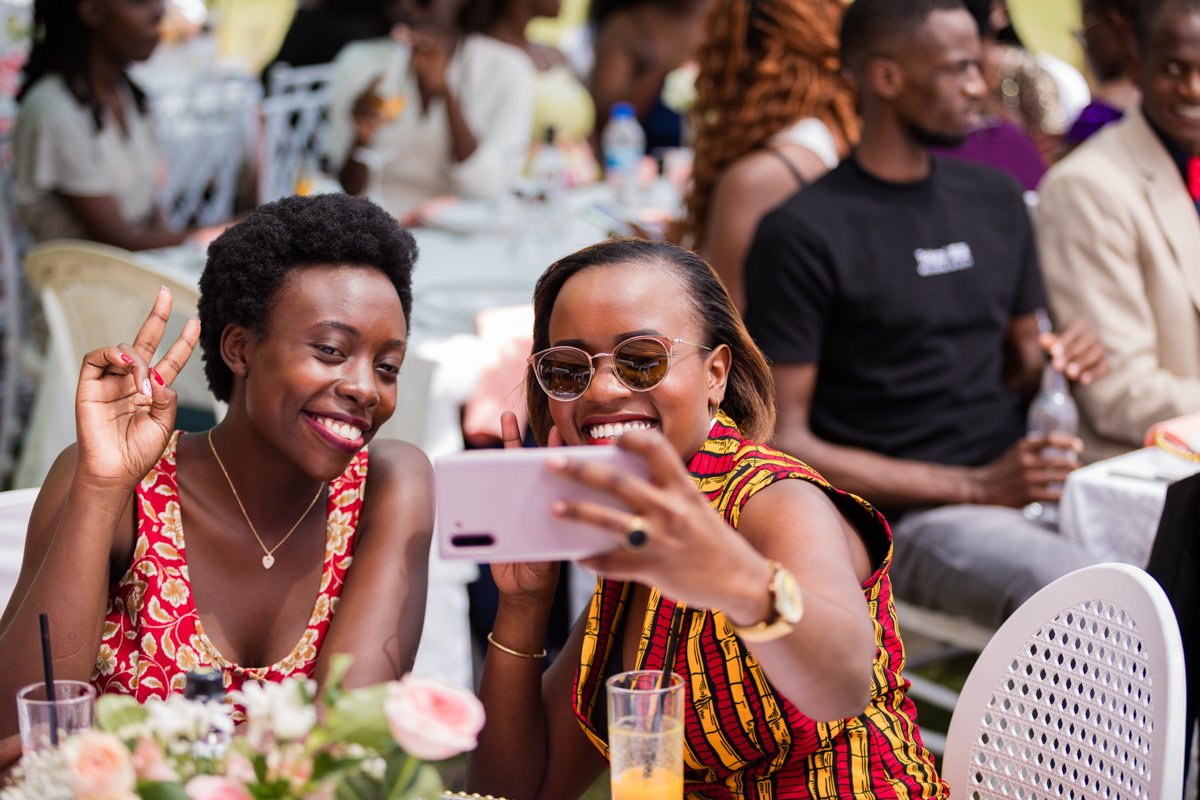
[571,411,947,799]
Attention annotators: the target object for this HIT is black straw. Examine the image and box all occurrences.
[39,613,58,746]
[651,604,685,734]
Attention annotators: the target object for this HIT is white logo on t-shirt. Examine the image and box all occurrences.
[914,242,975,277]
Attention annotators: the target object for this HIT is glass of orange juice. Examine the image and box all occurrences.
[607,671,685,800]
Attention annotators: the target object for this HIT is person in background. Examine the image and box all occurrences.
[468,239,946,800]
[267,0,398,73]
[13,0,198,249]
[932,0,1048,191]
[679,0,858,314]
[328,0,534,217]
[1063,0,1141,150]
[0,194,433,742]
[971,0,1090,165]
[1035,0,1200,462]
[588,0,708,152]
[486,0,596,143]
[743,0,1107,629]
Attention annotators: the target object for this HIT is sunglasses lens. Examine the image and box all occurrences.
[614,338,671,391]
[536,349,592,399]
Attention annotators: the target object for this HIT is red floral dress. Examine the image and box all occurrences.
[91,431,367,703]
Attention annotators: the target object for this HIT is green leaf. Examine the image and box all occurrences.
[97,694,148,735]
[392,763,442,800]
[321,653,356,706]
[337,775,385,800]
[136,782,191,800]
[320,685,393,751]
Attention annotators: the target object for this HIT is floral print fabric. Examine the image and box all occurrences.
[92,431,367,705]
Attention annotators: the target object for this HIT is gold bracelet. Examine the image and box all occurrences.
[486,631,547,659]
[1155,429,1200,463]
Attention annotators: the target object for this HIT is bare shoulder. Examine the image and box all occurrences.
[711,149,814,213]
[358,440,434,541]
[738,476,873,583]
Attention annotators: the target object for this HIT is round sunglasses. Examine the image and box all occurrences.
[528,335,712,401]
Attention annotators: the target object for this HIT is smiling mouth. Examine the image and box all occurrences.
[584,419,658,440]
[308,413,364,442]
[1174,104,1200,121]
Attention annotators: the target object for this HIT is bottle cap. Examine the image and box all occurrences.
[184,667,225,701]
[611,102,636,119]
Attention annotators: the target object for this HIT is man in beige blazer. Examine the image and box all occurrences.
[1035,0,1200,462]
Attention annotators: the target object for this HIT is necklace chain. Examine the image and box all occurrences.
[207,428,325,570]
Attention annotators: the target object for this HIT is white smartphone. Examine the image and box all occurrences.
[435,446,651,562]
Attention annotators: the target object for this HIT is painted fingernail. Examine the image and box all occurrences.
[551,500,567,514]
[159,285,170,293]
[142,378,152,397]
[547,455,567,469]
[120,354,133,364]
[151,368,164,386]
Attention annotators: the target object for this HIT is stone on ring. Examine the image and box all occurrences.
[623,515,649,552]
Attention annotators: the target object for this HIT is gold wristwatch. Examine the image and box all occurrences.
[729,560,804,643]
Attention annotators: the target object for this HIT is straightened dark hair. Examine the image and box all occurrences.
[526,239,775,445]
[19,0,148,130]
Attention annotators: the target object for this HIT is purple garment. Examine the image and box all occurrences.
[1065,100,1125,146]
[932,117,1047,192]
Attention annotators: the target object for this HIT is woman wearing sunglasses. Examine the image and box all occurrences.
[469,239,946,800]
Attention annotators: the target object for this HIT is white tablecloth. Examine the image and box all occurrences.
[1060,446,1200,567]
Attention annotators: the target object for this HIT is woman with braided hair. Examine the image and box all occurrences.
[681,0,858,313]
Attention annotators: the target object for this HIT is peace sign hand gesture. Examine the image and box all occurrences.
[74,287,200,490]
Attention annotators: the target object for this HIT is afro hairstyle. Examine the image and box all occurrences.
[197,193,417,403]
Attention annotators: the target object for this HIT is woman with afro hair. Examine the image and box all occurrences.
[680,0,859,313]
[0,194,433,740]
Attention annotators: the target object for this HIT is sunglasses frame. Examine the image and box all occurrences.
[528,335,712,401]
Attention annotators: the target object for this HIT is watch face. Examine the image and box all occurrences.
[775,568,803,623]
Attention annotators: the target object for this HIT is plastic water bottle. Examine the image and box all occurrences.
[1023,311,1079,527]
[602,102,645,208]
[185,667,230,759]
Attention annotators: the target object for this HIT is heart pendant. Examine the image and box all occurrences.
[262,554,275,569]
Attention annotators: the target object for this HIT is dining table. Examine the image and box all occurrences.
[1059,444,1200,568]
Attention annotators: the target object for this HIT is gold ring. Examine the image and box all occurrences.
[623,515,649,552]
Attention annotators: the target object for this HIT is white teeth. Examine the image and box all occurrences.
[1176,106,1200,119]
[315,415,363,441]
[585,420,656,439]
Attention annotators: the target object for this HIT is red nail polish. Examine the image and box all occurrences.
[151,368,164,386]
[120,354,133,364]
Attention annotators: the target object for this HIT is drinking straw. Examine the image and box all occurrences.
[39,613,58,746]
[651,604,685,734]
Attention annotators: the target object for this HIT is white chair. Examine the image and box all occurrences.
[259,62,335,205]
[943,563,1186,800]
[150,75,261,230]
[14,241,215,489]
[0,487,38,613]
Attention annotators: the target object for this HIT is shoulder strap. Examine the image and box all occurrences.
[763,146,807,189]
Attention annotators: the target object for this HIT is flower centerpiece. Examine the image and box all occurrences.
[1,656,486,800]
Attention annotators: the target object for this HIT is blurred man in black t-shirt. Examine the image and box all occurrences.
[744,0,1109,628]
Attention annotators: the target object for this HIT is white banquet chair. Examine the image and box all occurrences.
[943,563,1186,800]
[150,75,261,230]
[259,62,335,205]
[0,487,37,612]
[14,241,215,489]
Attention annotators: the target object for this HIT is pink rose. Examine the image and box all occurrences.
[62,730,137,800]
[132,737,177,782]
[384,674,486,760]
[185,775,254,800]
[224,751,257,785]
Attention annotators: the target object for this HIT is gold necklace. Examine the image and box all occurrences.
[207,428,325,570]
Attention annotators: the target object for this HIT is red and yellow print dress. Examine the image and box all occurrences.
[91,431,367,701]
[573,412,948,800]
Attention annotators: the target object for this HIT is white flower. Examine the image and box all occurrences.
[228,678,317,747]
[145,695,234,743]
